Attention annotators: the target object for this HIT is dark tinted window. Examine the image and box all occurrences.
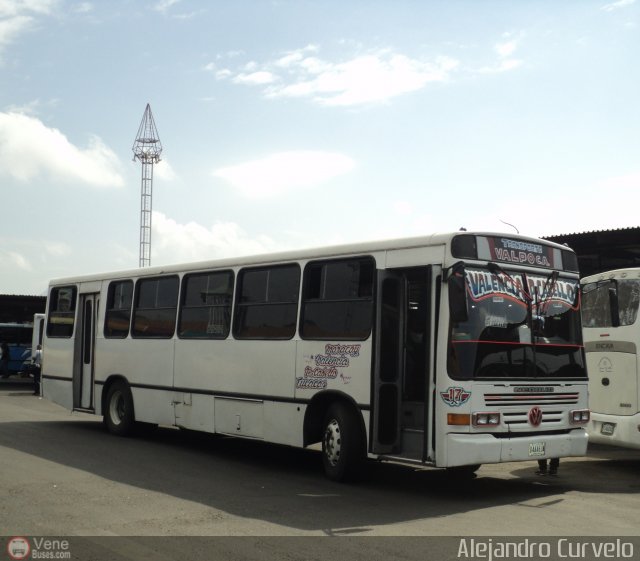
[47,286,77,338]
[233,265,300,339]
[104,280,133,338]
[301,258,374,340]
[179,271,234,339]
[132,276,179,338]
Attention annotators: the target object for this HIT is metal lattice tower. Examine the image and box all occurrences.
[132,103,163,268]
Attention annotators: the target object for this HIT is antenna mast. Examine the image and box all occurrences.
[132,103,162,268]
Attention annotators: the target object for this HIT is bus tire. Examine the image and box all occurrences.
[104,381,135,437]
[321,402,365,482]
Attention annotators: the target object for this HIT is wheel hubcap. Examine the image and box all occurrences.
[323,418,341,466]
[109,390,124,425]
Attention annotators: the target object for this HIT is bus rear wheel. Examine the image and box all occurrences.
[321,402,365,482]
[104,381,135,436]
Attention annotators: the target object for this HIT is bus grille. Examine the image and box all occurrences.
[484,392,579,407]
[484,392,580,428]
[501,409,565,426]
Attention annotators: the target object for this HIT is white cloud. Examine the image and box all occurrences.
[43,241,72,257]
[601,0,636,11]
[154,0,181,13]
[495,40,518,58]
[217,46,459,107]
[0,0,55,57]
[74,2,92,14]
[274,44,319,68]
[0,0,54,18]
[213,150,355,198]
[152,211,282,264]
[154,159,177,181]
[215,69,232,80]
[232,71,277,85]
[477,33,524,74]
[478,59,523,74]
[6,250,32,271]
[0,112,125,187]
[0,236,73,294]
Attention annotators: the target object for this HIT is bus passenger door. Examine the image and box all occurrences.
[372,271,405,454]
[73,293,98,411]
[372,266,433,460]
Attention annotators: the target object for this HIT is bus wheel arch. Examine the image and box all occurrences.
[102,375,136,437]
[303,391,367,482]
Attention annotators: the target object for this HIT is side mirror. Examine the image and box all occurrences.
[447,262,468,323]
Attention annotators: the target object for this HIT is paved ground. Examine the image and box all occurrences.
[1,384,640,559]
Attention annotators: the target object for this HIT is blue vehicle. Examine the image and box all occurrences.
[0,323,34,374]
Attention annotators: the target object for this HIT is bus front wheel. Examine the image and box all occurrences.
[104,381,135,436]
[321,402,364,482]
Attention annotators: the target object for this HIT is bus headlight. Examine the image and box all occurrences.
[570,409,590,424]
[472,412,500,427]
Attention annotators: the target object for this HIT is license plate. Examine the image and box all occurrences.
[529,442,545,456]
[601,422,616,436]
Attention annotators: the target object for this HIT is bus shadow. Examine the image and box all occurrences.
[1,418,637,533]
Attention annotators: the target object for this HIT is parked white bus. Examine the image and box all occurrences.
[582,268,640,449]
[42,232,589,480]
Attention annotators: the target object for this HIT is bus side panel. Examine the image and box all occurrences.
[263,401,305,446]
[129,387,176,426]
[173,339,297,399]
[172,339,297,439]
[94,337,175,426]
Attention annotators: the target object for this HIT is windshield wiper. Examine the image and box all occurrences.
[487,261,537,376]
[535,270,559,317]
[487,262,532,304]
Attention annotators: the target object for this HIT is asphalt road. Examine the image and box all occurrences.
[1,383,640,560]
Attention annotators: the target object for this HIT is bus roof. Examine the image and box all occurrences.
[49,230,575,286]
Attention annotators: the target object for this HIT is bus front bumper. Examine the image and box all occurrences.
[588,413,640,450]
[444,428,588,467]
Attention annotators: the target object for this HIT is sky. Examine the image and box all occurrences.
[0,0,638,295]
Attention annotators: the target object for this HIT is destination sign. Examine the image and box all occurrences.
[473,236,558,269]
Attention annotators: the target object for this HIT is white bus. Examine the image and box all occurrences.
[582,268,640,449]
[42,232,589,480]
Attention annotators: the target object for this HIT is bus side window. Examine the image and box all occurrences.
[179,270,234,339]
[47,286,78,338]
[300,257,374,340]
[131,276,179,338]
[233,264,300,340]
[104,280,134,338]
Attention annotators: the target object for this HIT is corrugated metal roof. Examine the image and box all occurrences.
[0,294,46,299]
[543,226,640,239]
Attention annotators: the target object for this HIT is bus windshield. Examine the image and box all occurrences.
[448,266,585,379]
[582,279,640,328]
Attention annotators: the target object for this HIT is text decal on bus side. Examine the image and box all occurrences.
[440,386,471,407]
[296,344,361,390]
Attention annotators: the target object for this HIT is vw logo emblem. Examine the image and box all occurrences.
[528,406,543,427]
